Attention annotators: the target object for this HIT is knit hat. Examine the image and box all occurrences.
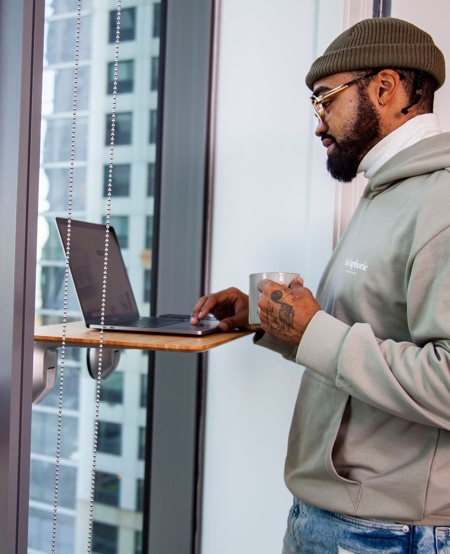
[305,17,445,90]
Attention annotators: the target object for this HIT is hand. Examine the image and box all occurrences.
[257,278,321,344]
[190,287,253,332]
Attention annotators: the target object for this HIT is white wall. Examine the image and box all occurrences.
[201,1,344,553]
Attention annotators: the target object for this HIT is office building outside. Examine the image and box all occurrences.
[30,1,161,552]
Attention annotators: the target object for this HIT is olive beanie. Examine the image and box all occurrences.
[305,17,445,90]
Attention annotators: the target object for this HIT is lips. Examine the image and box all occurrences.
[321,136,336,156]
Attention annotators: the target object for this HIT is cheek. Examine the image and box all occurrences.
[332,101,359,141]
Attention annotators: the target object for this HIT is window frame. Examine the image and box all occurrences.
[144,1,218,553]
[0,0,219,553]
[0,1,45,551]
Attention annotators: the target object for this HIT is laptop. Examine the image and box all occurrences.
[55,218,220,336]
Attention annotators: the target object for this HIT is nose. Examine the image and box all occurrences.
[314,116,328,136]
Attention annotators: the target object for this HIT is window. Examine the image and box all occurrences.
[145,216,153,249]
[40,222,65,261]
[149,110,157,144]
[140,374,147,408]
[100,371,124,405]
[103,215,129,249]
[103,164,131,197]
[152,3,161,38]
[44,117,88,162]
[147,162,155,196]
[29,0,212,552]
[107,60,134,94]
[98,421,122,456]
[105,112,132,145]
[31,0,165,552]
[94,471,121,507]
[138,427,146,460]
[30,460,77,509]
[53,65,90,112]
[92,521,118,554]
[109,7,136,43]
[31,412,79,459]
[42,167,87,212]
[143,269,152,304]
[28,508,74,554]
[46,16,91,64]
[151,56,159,91]
[136,478,144,512]
[134,530,143,554]
[52,0,93,15]
[39,264,79,312]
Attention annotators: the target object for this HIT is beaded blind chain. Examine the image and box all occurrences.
[86,0,122,551]
[52,1,122,552]
[50,0,82,551]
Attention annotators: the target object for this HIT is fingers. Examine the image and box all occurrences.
[289,276,304,289]
[257,278,285,294]
[190,294,217,324]
[190,287,250,331]
[218,316,239,332]
[257,279,272,293]
[256,280,321,344]
[256,277,304,294]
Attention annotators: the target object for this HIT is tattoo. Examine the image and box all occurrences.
[268,290,295,334]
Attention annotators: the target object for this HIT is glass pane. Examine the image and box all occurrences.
[94,471,121,507]
[109,7,136,43]
[31,1,162,552]
[107,60,135,94]
[106,112,133,145]
[103,164,131,197]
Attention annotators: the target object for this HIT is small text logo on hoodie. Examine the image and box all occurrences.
[345,258,368,275]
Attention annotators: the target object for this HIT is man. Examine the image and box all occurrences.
[191,17,450,553]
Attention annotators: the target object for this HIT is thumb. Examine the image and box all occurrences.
[218,317,237,332]
[218,314,249,332]
[289,276,304,288]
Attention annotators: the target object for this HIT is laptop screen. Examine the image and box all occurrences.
[56,218,140,324]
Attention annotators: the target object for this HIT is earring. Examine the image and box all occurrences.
[379,99,384,106]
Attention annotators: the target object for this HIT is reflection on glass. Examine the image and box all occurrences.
[31,0,161,551]
[94,471,121,506]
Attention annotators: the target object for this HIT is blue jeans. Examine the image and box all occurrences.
[282,498,450,554]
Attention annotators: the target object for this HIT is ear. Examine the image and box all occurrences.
[372,69,403,107]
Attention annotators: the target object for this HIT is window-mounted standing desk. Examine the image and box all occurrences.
[33,321,252,402]
[34,320,251,352]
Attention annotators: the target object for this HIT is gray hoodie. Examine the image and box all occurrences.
[259,132,450,525]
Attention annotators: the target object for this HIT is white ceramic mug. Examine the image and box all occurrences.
[248,272,300,325]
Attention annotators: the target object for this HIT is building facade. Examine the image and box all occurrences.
[30,1,161,552]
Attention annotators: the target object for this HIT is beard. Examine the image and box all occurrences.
[325,89,382,183]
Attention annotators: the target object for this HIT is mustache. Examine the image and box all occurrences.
[320,133,336,144]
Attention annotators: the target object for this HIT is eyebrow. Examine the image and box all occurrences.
[312,85,330,97]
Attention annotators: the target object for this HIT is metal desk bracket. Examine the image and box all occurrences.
[33,342,121,404]
[33,342,58,404]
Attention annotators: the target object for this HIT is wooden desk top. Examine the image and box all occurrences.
[34,321,252,353]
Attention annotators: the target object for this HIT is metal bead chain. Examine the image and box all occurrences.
[51,0,81,552]
[86,1,121,551]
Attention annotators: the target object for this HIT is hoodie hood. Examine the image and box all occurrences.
[363,132,450,199]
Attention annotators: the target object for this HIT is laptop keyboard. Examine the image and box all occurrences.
[134,316,187,328]
[105,315,190,328]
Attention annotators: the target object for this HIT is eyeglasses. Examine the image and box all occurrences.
[310,71,378,124]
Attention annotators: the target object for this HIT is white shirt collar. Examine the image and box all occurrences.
[358,113,442,180]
